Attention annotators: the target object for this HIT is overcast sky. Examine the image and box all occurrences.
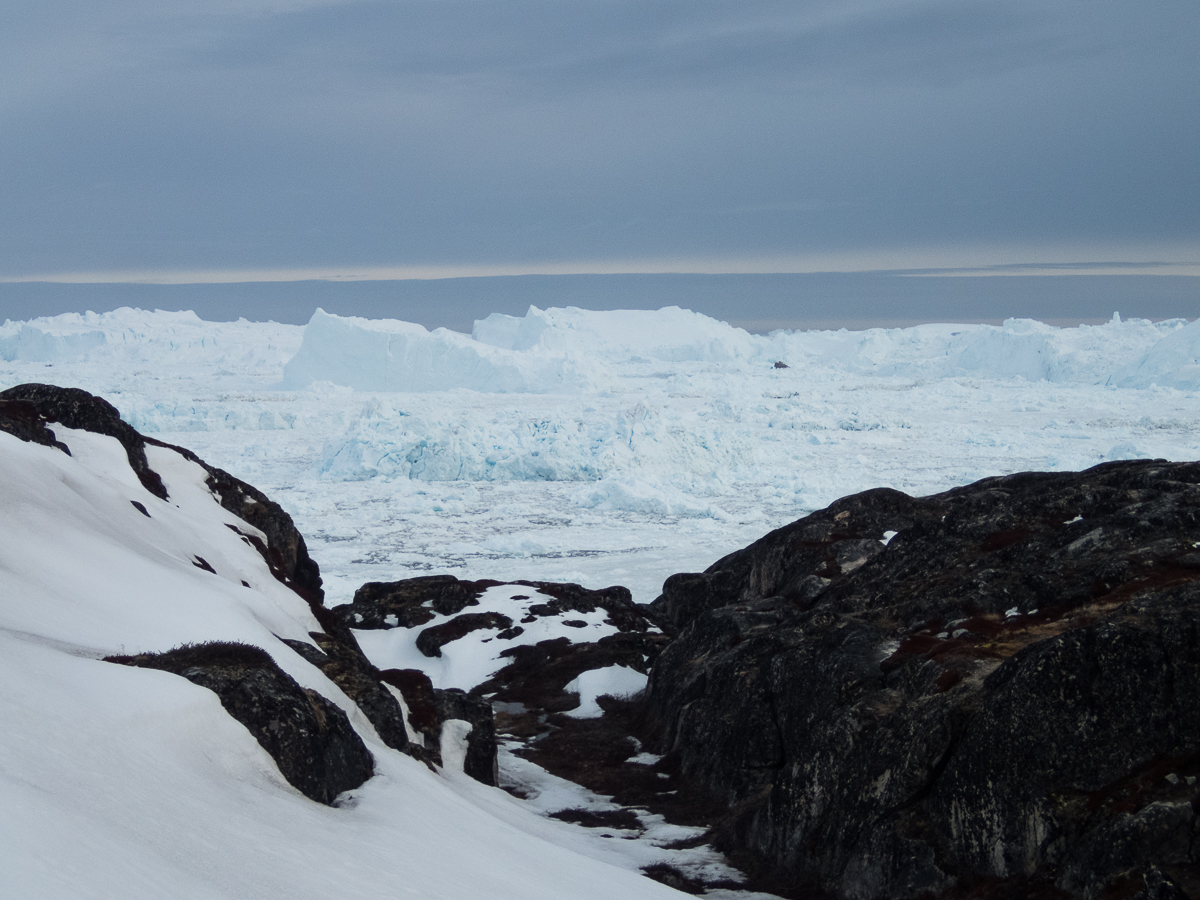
[1,0,1197,284]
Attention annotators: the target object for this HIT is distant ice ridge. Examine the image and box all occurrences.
[0,324,105,362]
[0,306,302,376]
[1108,316,1200,390]
[473,305,760,361]
[284,307,1188,394]
[282,308,602,393]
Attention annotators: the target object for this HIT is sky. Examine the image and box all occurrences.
[1,0,1197,319]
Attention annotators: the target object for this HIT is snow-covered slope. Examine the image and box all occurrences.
[0,409,700,900]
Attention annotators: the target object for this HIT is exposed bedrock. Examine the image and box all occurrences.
[333,575,666,721]
[644,460,1200,899]
[106,642,374,805]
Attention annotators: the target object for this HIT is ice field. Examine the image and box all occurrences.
[2,304,1198,606]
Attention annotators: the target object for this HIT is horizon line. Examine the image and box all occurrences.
[3,254,1199,286]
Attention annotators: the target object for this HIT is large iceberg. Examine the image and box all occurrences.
[474,304,761,362]
[1109,316,1200,390]
[282,308,599,393]
[284,307,1189,395]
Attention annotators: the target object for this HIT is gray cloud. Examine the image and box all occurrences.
[0,0,1195,278]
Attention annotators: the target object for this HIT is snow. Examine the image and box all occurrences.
[564,665,650,718]
[351,583,619,691]
[2,302,1197,899]
[0,426,687,900]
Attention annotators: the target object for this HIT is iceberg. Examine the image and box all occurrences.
[1109,316,1200,390]
[282,308,599,393]
[0,324,106,362]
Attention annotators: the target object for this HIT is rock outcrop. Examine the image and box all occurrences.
[331,576,667,785]
[0,383,323,606]
[644,460,1200,899]
[106,642,374,805]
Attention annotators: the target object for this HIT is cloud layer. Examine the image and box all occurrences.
[1,0,1196,277]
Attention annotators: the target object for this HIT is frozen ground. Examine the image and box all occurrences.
[2,305,1197,608]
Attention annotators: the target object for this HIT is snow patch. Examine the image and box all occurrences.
[564,665,649,718]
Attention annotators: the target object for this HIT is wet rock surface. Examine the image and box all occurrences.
[643,460,1200,899]
[106,642,374,805]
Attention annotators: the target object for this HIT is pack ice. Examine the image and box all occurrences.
[1,304,1197,605]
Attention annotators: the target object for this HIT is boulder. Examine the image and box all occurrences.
[107,642,374,805]
[377,668,498,785]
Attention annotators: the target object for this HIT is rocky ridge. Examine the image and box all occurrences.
[643,461,1200,899]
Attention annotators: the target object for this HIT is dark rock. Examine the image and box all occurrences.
[416,612,514,658]
[335,575,500,629]
[377,668,498,785]
[333,575,665,720]
[548,807,644,830]
[1134,866,1192,900]
[433,688,498,785]
[0,383,168,498]
[0,397,71,453]
[649,486,937,633]
[511,580,653,634]
[643,460,1200,899]
[280,634,410,753]
[641,863,706,895]
[195,462,324,607]
[106,642,373,805]
[334,575,668,785]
